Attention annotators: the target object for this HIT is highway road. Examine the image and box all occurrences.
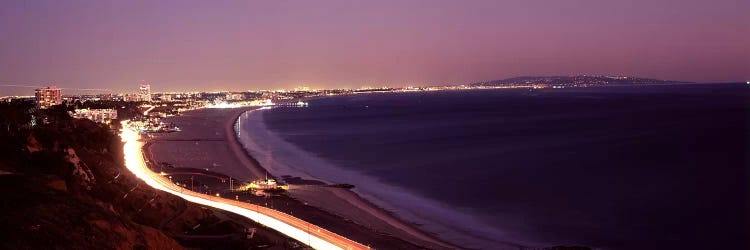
[120,121,371,250]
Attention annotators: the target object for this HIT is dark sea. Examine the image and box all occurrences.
[238,83,749,250]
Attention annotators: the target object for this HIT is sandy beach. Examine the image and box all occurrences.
[149,108,458,250]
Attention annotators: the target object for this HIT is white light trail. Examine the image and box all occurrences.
[119,121,368,250]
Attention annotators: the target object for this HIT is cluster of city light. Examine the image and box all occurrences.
[206,101,247,109]
[119,121,366,250]
[207,99,275,109]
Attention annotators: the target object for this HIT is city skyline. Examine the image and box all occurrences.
[1,0,748,96]
[1,2,748,249]
[2,74,700,98]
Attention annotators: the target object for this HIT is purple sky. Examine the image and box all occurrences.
[1,0,748,95]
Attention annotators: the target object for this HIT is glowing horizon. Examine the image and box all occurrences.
[0,0,747,96]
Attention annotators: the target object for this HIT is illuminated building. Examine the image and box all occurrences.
[139,82,151,102]
[159,94,172,101]
[241,175,289,191]
[70,108,118,124]
[124,94,141,102]
[225,92,245,101]
[35,85,62,109]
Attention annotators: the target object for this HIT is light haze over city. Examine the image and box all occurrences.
[1,0,748,95]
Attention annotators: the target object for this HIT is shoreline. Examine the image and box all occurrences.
[236,105,524,250]
[149,107,459,249]
[125,123,372,250]
[231,108,459,249]
[224,108,265,179]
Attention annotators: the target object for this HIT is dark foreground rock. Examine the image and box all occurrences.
[0,103,295,249]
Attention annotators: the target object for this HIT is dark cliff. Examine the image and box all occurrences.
[0,102,285,249]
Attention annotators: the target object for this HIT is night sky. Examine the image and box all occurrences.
[1,0,748,94]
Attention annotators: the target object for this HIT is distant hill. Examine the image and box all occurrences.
[470,75,692,88]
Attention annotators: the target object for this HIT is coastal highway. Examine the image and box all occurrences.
[120,121,371,250]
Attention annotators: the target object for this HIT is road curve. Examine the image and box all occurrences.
[120,121,371,250]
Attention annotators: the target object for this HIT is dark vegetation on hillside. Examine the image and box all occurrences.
[0,101,285,249]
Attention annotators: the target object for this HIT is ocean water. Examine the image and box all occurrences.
[238,84,749,250]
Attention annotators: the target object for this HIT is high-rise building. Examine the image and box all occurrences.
[139,82,151,102]
[35,85,62,109]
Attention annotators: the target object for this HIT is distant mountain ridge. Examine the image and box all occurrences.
[470,75,692,88]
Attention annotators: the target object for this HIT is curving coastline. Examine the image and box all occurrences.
[235,105,527,250]
[123,121,371,250]
[231,108,460,249]
[149,107,460,249]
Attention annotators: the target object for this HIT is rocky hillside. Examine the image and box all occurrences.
[0,102,288,249]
